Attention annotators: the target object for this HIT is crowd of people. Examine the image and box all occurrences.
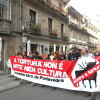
[14,45,100,62]
[8,45,99,100]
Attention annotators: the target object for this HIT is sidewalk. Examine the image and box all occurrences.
[0,71,21,92]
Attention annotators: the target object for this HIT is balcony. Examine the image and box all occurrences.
[68,21,87,33]
[69,37,77,44]
[0,18,11,34]
[83,41,87,46]
[48,29,58,39]
[87,42,96,48]
[77,39,83,45]
[29,23,41,36]
[27,0,68,21]
[61,34,69,41]
[45,0,67,16]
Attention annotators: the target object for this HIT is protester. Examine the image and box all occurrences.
[92,50,97,56]
[50,52,54,60]
[14,51,21,80]
[80,47,95,100]
[19,51,27,85]
[40,53,45,60]
[15,51,21,57]
[97,51,100,56]
[81,47,94,57]
[67,45,81,61]
[67,45,81,94]
[34,51,43,60]
[51,51,61,90]
[60,51,66,60]
[41,52,50,87]
[27,51,35,59]
[45,53,50,60]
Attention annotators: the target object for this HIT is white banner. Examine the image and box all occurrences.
[10,56,100,92]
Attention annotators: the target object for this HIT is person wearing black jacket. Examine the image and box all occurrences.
[60,51,66,60]
[67,45,81,94]
[67,45,81,61]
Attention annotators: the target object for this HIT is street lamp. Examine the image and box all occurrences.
[0,37,2,61]
[22,36,27,52]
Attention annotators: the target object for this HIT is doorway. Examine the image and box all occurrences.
[31,44,38,52]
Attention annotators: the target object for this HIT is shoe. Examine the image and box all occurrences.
[84,93,91,97]
[91,93,95,100]
[31,83,35,87]
[19,82,23,85]
[41,85,45,87]
[51,87,56,91]
[15,78,18,80]
[73,91,77,94]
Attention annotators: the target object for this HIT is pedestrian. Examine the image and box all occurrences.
[51,51,61,90]
[50,52,54,60]
[67,45,81,94]
[67,45,81,61]
[40,53,45,60]
[15,51,21,57]
[19,51,27,85]
[45,53,50,60]
[14,51,21,80]
[27,51,36,87]
[41,52,50,87]
[92,51,97,56]
[60,51,66,60]
[27,51,34,59]
[34,51,43,60]
[80,47,95,100]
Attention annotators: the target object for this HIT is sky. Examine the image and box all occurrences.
[68,0,100,28]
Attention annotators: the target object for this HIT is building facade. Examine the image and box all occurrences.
[67,6,99,51]
[0,0,70,70]
[0,0,100,71]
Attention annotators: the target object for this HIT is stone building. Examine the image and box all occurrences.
[67,6,99,51]
[0,0,70,70]
[0,0,99,71]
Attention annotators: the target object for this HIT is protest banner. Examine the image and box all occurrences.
[10,56,100,92]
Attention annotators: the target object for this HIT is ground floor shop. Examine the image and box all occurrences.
[22,35,68,55]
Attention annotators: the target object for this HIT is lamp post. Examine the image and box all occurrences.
[22,36,28,52]
[27,40,31,56]
[0,37,2,61]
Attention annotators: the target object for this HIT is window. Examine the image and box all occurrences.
[0,0,11,20]
[29,10,36,23]
[61,23,64,36]
[29,10,36,29]
[0,3,3,18]
[48,18,53,32]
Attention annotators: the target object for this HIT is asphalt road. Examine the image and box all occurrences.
[0,84,100,100]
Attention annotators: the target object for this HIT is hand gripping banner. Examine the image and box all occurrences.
[10,56,100,92]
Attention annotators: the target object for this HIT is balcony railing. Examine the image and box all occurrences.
[61,33,69,41]
[45,0,67,16]
[48,29,58,39]
[68,21,87,33]
[0,18,11,34]
[27,21,69,40]
[87,42,97,48]
[29,22,41,36]
[28,0,68,20]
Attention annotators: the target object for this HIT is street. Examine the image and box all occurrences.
[0,84,100,100]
